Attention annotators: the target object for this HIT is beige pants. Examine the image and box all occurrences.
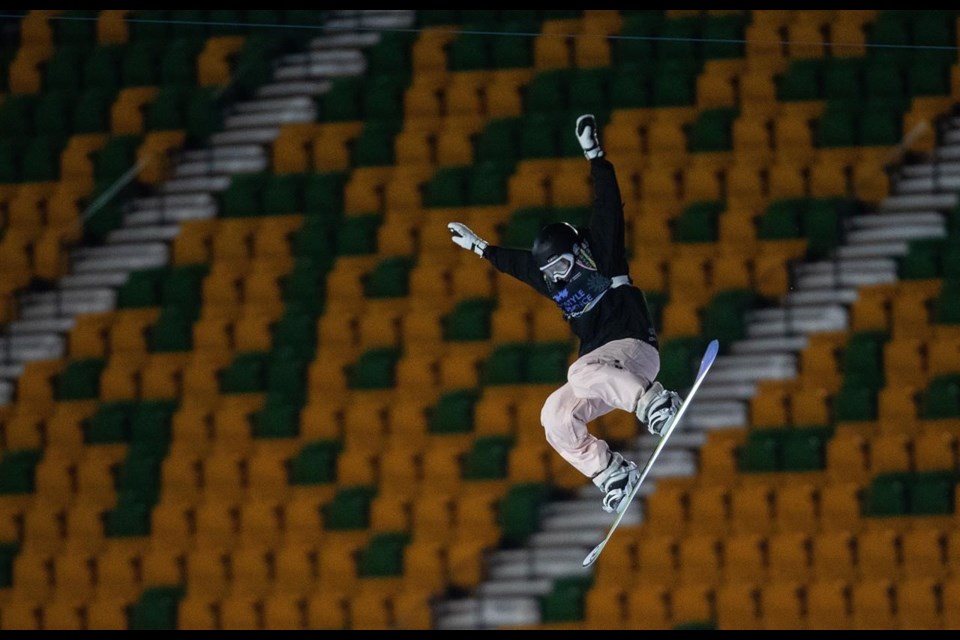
[540,338,661,479]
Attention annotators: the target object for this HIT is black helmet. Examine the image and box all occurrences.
[531,222,581,269]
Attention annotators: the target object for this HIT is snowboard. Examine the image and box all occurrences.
[582,338,720,568]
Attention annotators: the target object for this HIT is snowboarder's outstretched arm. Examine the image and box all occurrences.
[448,222,550,297]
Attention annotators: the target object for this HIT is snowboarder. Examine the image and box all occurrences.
[448,114,681,514]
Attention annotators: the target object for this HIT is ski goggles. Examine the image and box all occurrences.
[539,253,575,281]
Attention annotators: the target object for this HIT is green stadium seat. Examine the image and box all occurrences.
[117,267,168,308]
[159,37,205,87]
[73,88,116,134]
[651,59,698,107]
[864,472,910,517]
[430,389,480,434]
[738,430,780,473]
[129,10,172,42]
[335,214,382,255]
[349,347,401,390]
[0,450,41,495]
[56,358,107,400]
[122,40,164,86]
[53,9,98,46]
[444,298,496,342]
[527,342,572,384]
[304,172,347,217]
[253,395,302,439]
[129,400,177,458]
[220,352,270,393]
[656,15,701,63]
[86,401,136,444]
[149,306,195,353]
[920,374,960,419]
[449,32,492,72]
[609,63,651,109]
[777,59,822,102]
[358,532,411,578]
[290,440,342,485]
[675,201,723,243]
[365,256,414,299]
[701,13,746,60]
[613,12,663,66]
[129,586,186,631]
[702,289,758,348]
[467,161,512,206]
[425,167,471,208]
[842,330,888,391]
[483,343,529,385]
[265,348,309,405]
[476,118,522,163]
[689,107,738,152]
[463,436,516,480]
[353,119,400,167]
[262,173,306,216]
[44,44,90,97]
[362,76,408,121]
[499,482,551,545]
[160,264,207,311]
[324,486,377,530]
[542,576,593,623]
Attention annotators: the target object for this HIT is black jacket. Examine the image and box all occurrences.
[481,158,658,357]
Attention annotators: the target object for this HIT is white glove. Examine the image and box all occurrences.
[448,222,488,256]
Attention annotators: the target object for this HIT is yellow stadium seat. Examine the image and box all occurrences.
[210,395,263,456]
[812,530,858,582]
[730,483,776,536]
[773,482,819,534]
[0,598,43,630]
[107,308,161,354]
[272,123,323,174]
[852,578,896,630]
[857,527,901,581]
[767,532,812,582]
[722,532,768,585]
[312,122,363,172]
[282,494,328,548]
[716,582,762,630]
[897,576,943,630]
[177,594,219,630]
[229,545,273,598]
[52,549,97,602]
[305,589,350,630]
[98,357,144,402]
[86,595,133,631]
[110,87,159,135]
[149,501,194,551]
[172,219,218,266]
[317,539,361,591]
[95,541,147,603]
[201,451,247,504]
[140,352,191,401]
[807,578,853,630]
[670,582,715,628]
[219,593,262,630]
[272,542,317,596]
[184,547,231,599]
[818,482,863,533]
[12,549,55,602]
[785,19,827,59]
[677,533,723,586]
[262,593,304,630]
[914,429,957,472]
[758,580,806,629]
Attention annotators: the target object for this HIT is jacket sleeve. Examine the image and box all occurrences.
[482,245,552,298]
[587,158,630,277]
